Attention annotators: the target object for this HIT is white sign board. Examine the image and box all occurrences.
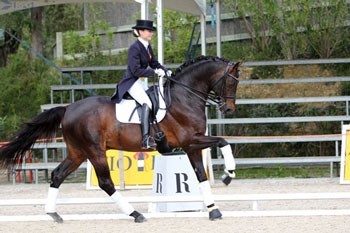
[152,152,204,212]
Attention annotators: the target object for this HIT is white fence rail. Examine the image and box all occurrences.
[1,192,350,221]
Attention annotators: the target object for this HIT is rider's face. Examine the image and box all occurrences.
[139,29,154,41]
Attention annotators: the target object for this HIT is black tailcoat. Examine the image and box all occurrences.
[112,40,165,103]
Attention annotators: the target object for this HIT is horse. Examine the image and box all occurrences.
[0,55,241,223]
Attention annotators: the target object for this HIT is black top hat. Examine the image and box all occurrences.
[132,19,156,31]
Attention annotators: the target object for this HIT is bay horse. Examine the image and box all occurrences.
[0,55,241,223]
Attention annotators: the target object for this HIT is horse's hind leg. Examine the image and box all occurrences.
[89,153,146,223]
[45,155,84,223]
[186,150,222,221]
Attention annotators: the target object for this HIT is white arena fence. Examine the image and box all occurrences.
[1,192,350,221]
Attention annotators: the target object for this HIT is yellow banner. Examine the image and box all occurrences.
[89,150,160,186]
[345,130,350,180]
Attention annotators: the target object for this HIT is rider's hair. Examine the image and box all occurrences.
[133,29,140,37]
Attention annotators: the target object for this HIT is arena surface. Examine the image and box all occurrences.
[0,178,349,233]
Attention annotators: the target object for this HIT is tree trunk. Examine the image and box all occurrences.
[0,31,20,67]
[31,7,44,60]
[0,46,8,67]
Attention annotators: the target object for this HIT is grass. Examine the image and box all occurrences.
[214,166,335,179]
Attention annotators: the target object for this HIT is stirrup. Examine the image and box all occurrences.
[141,136,157,149]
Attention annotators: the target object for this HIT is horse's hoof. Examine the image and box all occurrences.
[130,210,147,223]
[134,214,147,223]
[209,209,223,221]
[47,212,63,223]
[221,169,236,186]
[221,173,232,186]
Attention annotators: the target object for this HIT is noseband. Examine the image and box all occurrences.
[165,62,239,110]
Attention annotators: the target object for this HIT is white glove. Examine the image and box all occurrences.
[154,68,165,77]
[166,70,172,77]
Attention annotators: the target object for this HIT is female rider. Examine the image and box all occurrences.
[111,19,171,149]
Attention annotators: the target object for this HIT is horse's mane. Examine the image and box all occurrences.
[163,56,231,103]
[172,55,230,77]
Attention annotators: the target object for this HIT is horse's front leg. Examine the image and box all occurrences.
[189,135,237,185]
[219,140,237,185]
[185,149,222,220]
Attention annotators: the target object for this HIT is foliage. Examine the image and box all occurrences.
[43,4,85,57]
[235,0,350,60]
[0,49,59,140]
[0,4,85,60]
[304,0,349,58]
[0,11,31,41]
[161,10,198,63]
[62,4,111,60]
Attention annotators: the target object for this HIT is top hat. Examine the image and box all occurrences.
[132,19,156,31]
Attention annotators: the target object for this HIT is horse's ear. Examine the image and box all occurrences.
[229,60,243,72]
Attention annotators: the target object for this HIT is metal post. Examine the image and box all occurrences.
[141,0,149,88]
[157,0,164,64]
[141,0,149,20]
[80,70,83,84]
[215,0,223,141]
[215,0,221,57]
[56,32,63,61]
[200,14,206,55]
[84,3,89,31]
[118,150,125,190]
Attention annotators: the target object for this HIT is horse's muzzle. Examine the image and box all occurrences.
[223,108,235,115]
[219,102,236,115]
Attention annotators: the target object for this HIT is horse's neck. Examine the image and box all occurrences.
[167,74,209,116]
[167,60,222,115]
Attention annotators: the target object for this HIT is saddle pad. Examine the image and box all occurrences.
[115,92,166,124]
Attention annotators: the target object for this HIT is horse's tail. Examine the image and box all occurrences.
[0,106,66,168]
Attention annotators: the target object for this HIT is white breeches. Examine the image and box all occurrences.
[128,79,152,109]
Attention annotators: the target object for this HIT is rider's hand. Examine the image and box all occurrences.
[155,68,165,77]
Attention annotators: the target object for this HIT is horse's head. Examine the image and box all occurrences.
[211,61,242,114]
[167,56,241,115]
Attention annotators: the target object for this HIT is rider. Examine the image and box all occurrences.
[111,19,171,149]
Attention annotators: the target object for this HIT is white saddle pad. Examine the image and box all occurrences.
[115,77,167,124]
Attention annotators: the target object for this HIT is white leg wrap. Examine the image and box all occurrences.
[198,180,215,207]
[220,145,236,170]
[111,192,135,215]
[45,187,59,213]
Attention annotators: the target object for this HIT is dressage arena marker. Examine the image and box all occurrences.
[1,192,350,221]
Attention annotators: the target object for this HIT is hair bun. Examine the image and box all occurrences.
[133,29,140,37]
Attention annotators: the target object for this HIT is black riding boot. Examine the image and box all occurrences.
[141,104,156,149]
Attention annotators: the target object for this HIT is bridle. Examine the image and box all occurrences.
[165,62,239,110]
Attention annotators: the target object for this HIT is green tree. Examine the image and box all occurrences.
[305,0,349,58]
[0,12,30,66]
[235,0,350,59]
[0,49,58,140]
[162,10,198,63]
